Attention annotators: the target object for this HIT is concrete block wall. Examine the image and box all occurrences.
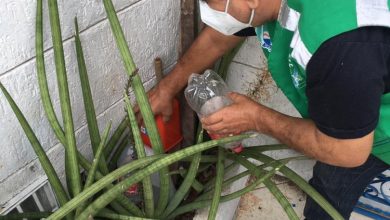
[0,0,180,209]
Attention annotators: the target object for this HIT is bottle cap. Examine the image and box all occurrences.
[232,145,243,153]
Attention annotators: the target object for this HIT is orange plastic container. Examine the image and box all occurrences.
[140,98,182,152]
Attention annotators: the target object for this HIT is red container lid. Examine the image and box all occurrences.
[140,98,182,152]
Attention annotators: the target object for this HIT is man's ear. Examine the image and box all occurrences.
[246,0,260,9]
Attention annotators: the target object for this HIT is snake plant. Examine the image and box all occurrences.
[0,1,344,220]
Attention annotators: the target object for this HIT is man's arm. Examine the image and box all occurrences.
[201,93,373,168]
[139,27,244,121]
[161,27,244,96]
[256,101,374,167]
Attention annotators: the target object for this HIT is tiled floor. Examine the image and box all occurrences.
[235,175,374,220]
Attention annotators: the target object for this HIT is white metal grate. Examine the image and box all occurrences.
[1,177,59,218]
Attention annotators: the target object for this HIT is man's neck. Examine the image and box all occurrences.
[252,0,282,26]
[271,0,282,20]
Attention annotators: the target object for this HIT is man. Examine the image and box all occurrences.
[138,0,390,219]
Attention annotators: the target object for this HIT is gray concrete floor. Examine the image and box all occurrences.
[235,175,373,220]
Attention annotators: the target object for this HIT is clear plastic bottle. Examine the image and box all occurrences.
[185,69,243,152]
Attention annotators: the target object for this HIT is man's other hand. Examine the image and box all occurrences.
[201,92,261,135]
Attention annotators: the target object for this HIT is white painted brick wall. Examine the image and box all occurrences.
[0,0,180,208]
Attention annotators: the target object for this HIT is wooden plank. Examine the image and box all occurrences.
[179,0,197,147]
[180,0,197,55]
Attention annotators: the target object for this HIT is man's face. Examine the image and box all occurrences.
[204,0,254,24]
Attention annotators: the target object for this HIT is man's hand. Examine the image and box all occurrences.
[146,84,174,122]
[134,79,175,124]
[201,92,261,135]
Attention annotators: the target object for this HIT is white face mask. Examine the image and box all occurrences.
[199,0,255,35]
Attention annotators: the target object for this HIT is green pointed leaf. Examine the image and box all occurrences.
[74,17,111,176]
[208,147,225,220]
[76,122,112,216]
[36,0,66,146]
[47,0,81,197]
[125,94,154,217]
[0,82,69,208]
[264,180,300,220]
[108,135,130,170]
[104,117,129,159]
